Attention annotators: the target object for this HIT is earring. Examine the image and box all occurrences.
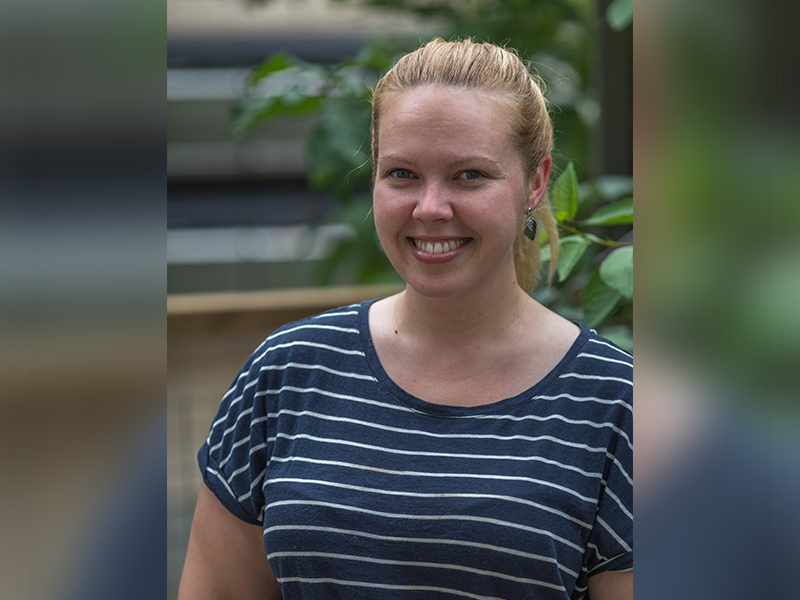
[524,207,537,240]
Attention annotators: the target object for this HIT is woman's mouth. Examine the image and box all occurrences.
[412,238,469,255]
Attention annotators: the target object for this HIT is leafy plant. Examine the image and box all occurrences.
[230,2,632,344]
[232,44,397,201]
[542,163,633,331]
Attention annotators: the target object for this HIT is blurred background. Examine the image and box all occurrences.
[166,0,633,596]
[3,0,797,597]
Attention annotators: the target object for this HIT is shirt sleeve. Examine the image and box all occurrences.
[585,395,634,575]
[197,349,270,525]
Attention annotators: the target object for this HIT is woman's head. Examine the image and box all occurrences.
[371,38,559,292]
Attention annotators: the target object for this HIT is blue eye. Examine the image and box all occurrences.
[459,170,484,180]
[389,169,413,179]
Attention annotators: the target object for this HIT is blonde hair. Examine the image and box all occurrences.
[371,38,559,292]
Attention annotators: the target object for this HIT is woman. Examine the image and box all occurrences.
[179,39,632,600]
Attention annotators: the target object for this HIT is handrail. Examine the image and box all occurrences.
[167,283,404,316]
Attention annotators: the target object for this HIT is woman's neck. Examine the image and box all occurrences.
[393,276,533,348]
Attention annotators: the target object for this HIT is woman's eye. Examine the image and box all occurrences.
[389,169,413,179]
[458,170,484,180]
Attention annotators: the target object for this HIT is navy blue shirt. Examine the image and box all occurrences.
[199,301,633,599]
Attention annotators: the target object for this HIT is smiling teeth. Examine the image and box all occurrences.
[414,239,466,254]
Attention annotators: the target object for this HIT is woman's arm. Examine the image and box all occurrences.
[588,569,633,600]
[178,483,282,600]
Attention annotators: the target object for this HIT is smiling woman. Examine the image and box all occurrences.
[179,38,632,600]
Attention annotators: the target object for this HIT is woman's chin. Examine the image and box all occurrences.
[400,273,479,300]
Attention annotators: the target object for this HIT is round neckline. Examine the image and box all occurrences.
[358,298,591,417]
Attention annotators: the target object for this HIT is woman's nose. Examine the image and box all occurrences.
[412,183,454,222]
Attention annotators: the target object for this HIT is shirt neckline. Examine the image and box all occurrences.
[358,298,591,417]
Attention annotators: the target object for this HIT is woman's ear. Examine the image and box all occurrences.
[528,154,553,210]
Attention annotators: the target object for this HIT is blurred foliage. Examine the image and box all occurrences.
[538,164,632,343]
[232,0,632,346]
[605,0,633,31]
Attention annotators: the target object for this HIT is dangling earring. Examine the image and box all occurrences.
[524,207,537,240]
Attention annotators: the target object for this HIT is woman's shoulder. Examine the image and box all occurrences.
[574,326,633,375]
[576,322,633,368]
[242,302,369,371]
[550,324,633,405]
[266,302,365,341]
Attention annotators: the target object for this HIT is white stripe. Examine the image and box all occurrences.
[587,542,609,562]
[237,467,266,502]
[255,386,414,413]
[269,552,564,591]
[603,485,633,521]
[313,310,359,318]
[270,433,602,478]
[268,408,607,453]
[213,356,378,440]
[588,554,633,574]
[270,456,598,504]
[245,340,365,376]
[559,373,633,387]
[258,362,376,382]
[266,323,359,341]
[229,461,251,480]
[209,407,254,453]
[263,525,579,578]
[216,439,267,487]
[248,441,267,455]
[210,378,258,431]
[576,352,633,368]
[260,340,365,358]
[538,392,632,413]
[275,578,509,600]
[473,413,633,452]
[218,372,246,402]
[589,337,632,357]
[206,467,237,499]
[607,452,634,486]
[596,515,632,552]
[266,477,593,528]
[265,499,584,552]
[219,435,251,469]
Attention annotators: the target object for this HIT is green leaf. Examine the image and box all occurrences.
[248,52,297,86]
[230,97,279,134]
[606,0,633,31]
[230,93,323,134]
[557,235,589,282]
[581,197,633,226]
[583,270,623,327]
[594,175,633,200]
[599,246,633,299]
[552,162,579,222]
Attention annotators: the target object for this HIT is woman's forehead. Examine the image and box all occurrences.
[377,86,516,154]
[381,85,510,120]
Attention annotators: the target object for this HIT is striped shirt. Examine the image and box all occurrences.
[199,300,633,599]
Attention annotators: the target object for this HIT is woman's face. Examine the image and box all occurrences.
[373,85,544,299]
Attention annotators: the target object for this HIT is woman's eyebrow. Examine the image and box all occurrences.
[377,154,414,165]
[448,156,503,170]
